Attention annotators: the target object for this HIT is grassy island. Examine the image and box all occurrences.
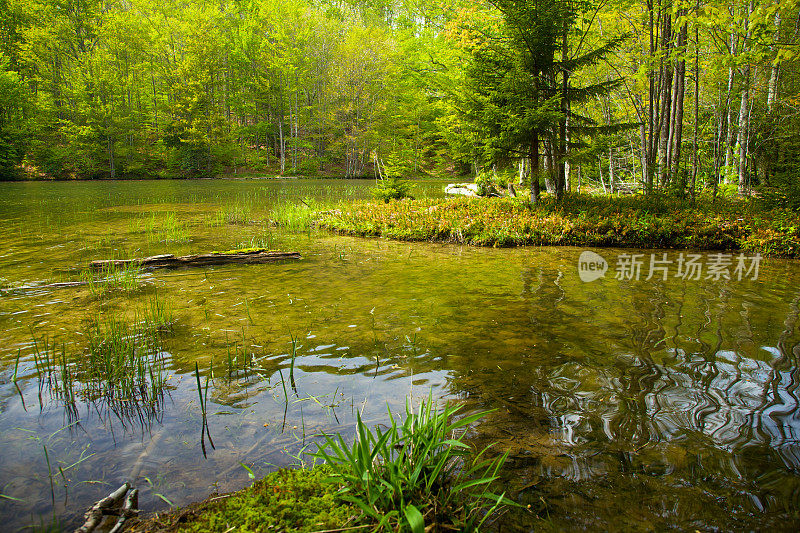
[314,195,800,257]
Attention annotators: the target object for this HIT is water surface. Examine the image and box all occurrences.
[0,180,798,531]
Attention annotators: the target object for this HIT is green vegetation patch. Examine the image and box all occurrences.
[131,466,364,533]
[210,247,268,255]
[315,195,800,257]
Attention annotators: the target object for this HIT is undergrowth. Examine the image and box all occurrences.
[314,195,800,257]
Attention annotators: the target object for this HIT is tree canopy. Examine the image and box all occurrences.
[0,0,797,202]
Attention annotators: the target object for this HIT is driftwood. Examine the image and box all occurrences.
[108,488,139,533]
[75,482,132,533]
[90,250,301,271]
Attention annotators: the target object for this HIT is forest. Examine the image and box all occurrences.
[0,0,799,202]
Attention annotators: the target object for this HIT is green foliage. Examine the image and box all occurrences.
[474,170,513,196]
[313,393,513,531]
[474,172,495,196]
[372,177,415,202]
[0,51,24,179]
[178,466,364,533]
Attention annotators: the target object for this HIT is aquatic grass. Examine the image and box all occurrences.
[288,331,299,395]
[220,329,261,383]
[268,197,338,232]
[220,202,257,225]
[81,262,142,296]
[132,211,192,244]
[28,297,174,420]
[313,393,514,532]
[83,313,169,408]
[12,349,21,382]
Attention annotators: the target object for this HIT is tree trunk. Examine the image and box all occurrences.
[657,6,673,187]
[737,77,751,195]
[544,139,556,193]
[599,156,607,194]
[767,13,782,114]
[530,134,540,204]
[557,22,569,200]
[609,146,615,193]
[279,119,285,175]
[691,4,700,198]
[723,31,738,183]
[737,0,754,196]
[670,17,687,181]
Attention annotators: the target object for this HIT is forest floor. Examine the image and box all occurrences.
[314,194,800,258]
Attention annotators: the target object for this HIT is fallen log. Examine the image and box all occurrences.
[90,249,301,271]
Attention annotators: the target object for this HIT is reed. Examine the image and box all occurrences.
[135,212,192,244]
[268,198,335,231]
[288,332,299,395]
[28,297,174,418]
[81,262,141,296]
[195,362,216,458]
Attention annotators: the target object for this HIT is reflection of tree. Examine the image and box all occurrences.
[434,260,800,528]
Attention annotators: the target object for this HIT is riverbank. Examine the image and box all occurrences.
[126,396,513,533]
[314,195,800,257]
[127,466,364,533]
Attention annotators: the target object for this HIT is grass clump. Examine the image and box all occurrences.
[314,394,513,532]
[29,296,174,418]
[315,194,800,257]
[81,262,142,296]
[130,212,192,244]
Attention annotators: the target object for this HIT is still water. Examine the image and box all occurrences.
[0,180,798,531]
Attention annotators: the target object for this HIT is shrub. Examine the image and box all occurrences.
[372,177,414,202]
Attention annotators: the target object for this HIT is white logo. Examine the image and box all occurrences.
[578,251,608,282]
[578,251,761,282]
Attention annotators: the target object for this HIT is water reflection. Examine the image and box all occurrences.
[451,265,800,530]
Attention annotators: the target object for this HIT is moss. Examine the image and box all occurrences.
[130,466,365,533]
[210,247,268,255]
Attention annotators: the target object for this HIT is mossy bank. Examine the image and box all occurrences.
[128,466,365,533]
[315,195,800,257]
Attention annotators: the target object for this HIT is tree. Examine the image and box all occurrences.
[453,0,625,202]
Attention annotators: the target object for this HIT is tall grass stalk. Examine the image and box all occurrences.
[195,362,215,458]
[288,332,299,395]
[82,262,141,296]
[12,349,21,382]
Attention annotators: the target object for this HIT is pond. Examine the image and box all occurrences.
[0,179,798,531]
